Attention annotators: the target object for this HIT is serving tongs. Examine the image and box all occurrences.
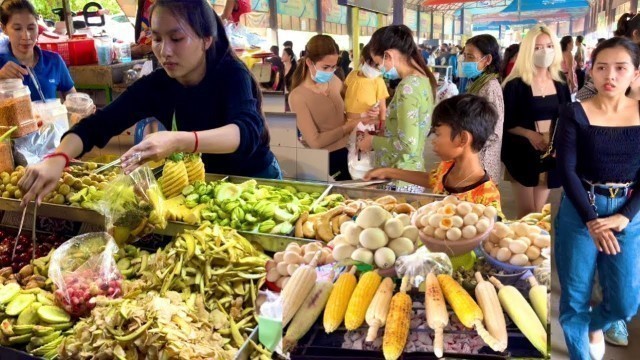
[91,152,143,174]
[11,202,38,262]
[25,66,46,101]
[336,179,390,188]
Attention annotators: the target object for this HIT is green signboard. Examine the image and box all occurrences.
[277,0,318,19]
[323,0,347,24]
[359,10,378,27]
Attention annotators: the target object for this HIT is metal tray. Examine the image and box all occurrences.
[203,174,331,195]
[330,185,445,209]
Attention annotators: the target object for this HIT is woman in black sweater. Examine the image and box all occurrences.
[555,37,640,360]
[501,25,571,218]
[19,0,280,205]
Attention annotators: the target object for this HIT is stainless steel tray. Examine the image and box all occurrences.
[235,327,260,360]
[204,174,330,194]
[330,185,445,208]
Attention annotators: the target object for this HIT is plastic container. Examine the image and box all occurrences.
[95,38,113,66]
[64,93,94,126]
[0,139,14,173]
[0,79,36,138]
[39,34,97,66]
[115,41,131,63]
[32,99,69,131]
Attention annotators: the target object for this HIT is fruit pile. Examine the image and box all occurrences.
[330,205,420,269]
[520,204,552,232]
[414,197,498,241]
[0,231,64,273]
[0,283,73,360]
[294,195,415,241]
[159,153,205,198]
[54,271,123,316]
[483,222,550,267]
[266,241,333,290]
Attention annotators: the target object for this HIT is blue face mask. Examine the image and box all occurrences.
[459,56,487,79]
[379,54,400,80]
[312,64,334,84]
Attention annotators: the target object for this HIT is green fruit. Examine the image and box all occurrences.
[48,322,73,331]
[36,293,55,306]
[1,318,14,336]
[29,330,61,347]
[37,306,71,324]
[6,294,36,316]
[31,336,63,356]
[8,333,31,344]
[0,283,20,304]
[32,325,54,337]
[117,258,131,271]
[12,324,34,335]
[17,302,42,325]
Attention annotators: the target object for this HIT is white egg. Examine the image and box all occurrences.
[483,206,498,219]
[439,217,454,230]
[434,228,447,240]
[418,214,430,228]
[472,204,486,217]
[493,222,510,238]
[527,225,542,236]
[499,237,513,249]
[422,225,436,236]
[463,213,479,226]
[462,225,477,239]
[513,222,529,237]
[442,203,457,216]
[428,214,444,228]
[446,227,462,241]
[443,195,459,205]
[456,202,472,216]
[475,219,491,234]
[450,216,464,228]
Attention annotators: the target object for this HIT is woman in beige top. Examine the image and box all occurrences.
[289,35,375,180]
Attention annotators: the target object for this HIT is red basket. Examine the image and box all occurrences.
[39,34,97,66]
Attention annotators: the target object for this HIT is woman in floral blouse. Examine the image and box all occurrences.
[358,25,436,193]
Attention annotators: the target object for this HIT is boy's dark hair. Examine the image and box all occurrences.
[283,40,293,48]
[431,94,498,152]
[270,45,279,55]
[576,35,584,43]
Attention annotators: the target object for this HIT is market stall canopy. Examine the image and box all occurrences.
[116,0,138,18]
[500,0,589,13]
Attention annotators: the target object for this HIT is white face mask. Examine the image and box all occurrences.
[533,48,555,68]
[361,63,382,79]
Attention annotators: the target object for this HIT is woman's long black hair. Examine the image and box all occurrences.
[150,0,269,144]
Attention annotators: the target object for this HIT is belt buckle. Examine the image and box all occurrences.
[609,187,620,198]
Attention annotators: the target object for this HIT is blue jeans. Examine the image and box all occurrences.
[250,157,282,180]
[555,193,640,360]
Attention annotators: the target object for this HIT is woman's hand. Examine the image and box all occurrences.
[365,106,380,123]
[18,156,67,206]
[588,214,630,233]
[121,132,185,174]
[358,133,373,152]
[526,131,548,151]
[587,225,621,255]
[364,168,393,181]
[0,61,28,80]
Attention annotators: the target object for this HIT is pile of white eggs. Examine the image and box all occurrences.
[414,196,498,241]
[483,221,550,267]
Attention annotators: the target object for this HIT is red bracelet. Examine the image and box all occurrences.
[43,152,70,167]
[193,131,199,153]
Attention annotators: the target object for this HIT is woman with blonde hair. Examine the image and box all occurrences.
[502,25,571,218]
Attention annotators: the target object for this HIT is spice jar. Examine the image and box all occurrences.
[0,79,37,138]
[64,93,94,126]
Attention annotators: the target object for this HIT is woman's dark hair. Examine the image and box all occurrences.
[369,25,437,99]
[590,36,640,69]
[361,44,374,66]
[430,94,498,152]
[500,43,519,79]
[0,0,37,26]
[150,0,269,143]
[560,36,573,52]
[283,47,296,62]
[290,35,339,90]
[465,34,501,75]
[340,50,350,74]
[614,13,640,38]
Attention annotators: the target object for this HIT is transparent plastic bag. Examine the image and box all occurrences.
[12,121,66,166]
[258,290,283,353]
[348,122,376,180]
[48,232,123,317]
[97,165,167,245]
[395,247,453,288]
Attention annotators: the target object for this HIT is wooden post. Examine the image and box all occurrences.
[63,0,73,36]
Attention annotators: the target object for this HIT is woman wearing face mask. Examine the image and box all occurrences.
[289,35,370,181]
[0,0,76,100]
[358,25,437,193]
[555,37,640,360]
[501,26,571,218]
[577,13,640,101]
[18,0,280,205]
[459,34,504,185]
[343,44,389,131]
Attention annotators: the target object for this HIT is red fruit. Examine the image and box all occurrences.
[17,235,29,246]
[71,296,80,305]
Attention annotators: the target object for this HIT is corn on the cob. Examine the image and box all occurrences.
[474,272,508,352]
[365,277,395,342]
[437,274,503,352]
[425,272,448,358]
[283,277,334,351]
[345,271,382,330]
[323,267,357,333]
[382,277,411,360]
[528,276,548,326]
[281,251,322,326]
[490,276,547,356]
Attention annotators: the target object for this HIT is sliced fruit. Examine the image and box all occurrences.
[49,322,73,331]
[6,294,36,316]
[13,324,34,335]
[37,306,71,324]
[31,336,63,356]
[8,333,31,344]
[32,325,54,337]
[0,283,20,304]
[1,319,14,336]
[36,293,55,306]
[17,302,43,325]
[30,330,61,347]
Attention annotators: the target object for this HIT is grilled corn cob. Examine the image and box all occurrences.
[323,267,357,333]
[283,276,334,350]
[425,272,449,358]
[382,277,411,360]
[345,270,382,330]
[365,277,395,342]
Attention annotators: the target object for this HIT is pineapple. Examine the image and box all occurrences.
[160,153,189,199]
[184,153,205,184]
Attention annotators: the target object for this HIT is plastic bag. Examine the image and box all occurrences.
[436,79,459,105]
[258,290,283,353]
[348,122,376,180]
[395,247,453,288]
[97,165,167,245]
[12,121,67,166]
[224,22,267,49]
[48,232,123,316]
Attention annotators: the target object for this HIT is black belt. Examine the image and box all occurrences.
[582,181,634,198]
